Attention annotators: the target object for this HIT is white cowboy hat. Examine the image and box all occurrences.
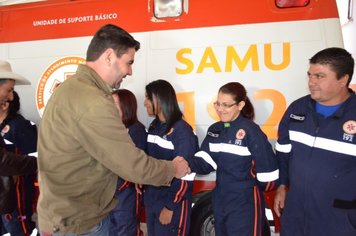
[0,60,31,85]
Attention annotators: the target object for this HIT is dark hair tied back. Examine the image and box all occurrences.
[219,82,255,120]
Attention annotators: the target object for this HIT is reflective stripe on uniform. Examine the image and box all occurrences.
[256,169,279,182]
[4,139,13,145]
[275,142,292,153]
[194,150,217,170]
[290,130,356,156]
[147,134,174,150]
[209,142,251,156]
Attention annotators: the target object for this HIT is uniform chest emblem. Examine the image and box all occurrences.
[236,129,246,140]
[343,120,356,135]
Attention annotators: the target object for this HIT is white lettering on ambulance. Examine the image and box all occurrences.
[67,15,93,23]
[95,13,118,20]
[33,19,58,26]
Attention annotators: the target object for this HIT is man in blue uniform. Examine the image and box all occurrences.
[274,47,356,236]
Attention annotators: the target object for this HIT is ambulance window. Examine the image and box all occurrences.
[154,0,183,18]
[275,0,310,8]
[0,0,45,6]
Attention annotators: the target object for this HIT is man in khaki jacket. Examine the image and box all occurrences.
[37,24,190,235]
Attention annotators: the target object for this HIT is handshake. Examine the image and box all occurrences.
[172,156,193,179]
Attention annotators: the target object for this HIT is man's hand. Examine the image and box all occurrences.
[274,185,287,217]
[172,156,190,179]
[159,207,173,225]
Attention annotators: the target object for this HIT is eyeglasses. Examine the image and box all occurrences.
[213,101,237,110]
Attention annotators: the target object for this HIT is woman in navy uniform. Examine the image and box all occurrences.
[110,89,146,236]
[189,82,279,236]
[143,80,198,236]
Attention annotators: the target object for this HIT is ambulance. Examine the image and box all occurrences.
[0,0,351,235]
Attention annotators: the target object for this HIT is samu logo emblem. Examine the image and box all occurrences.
[36,56,85,117]
[342,120,355,142]
[343,120,356,135]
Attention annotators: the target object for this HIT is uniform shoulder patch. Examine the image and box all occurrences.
[343,120,356,135]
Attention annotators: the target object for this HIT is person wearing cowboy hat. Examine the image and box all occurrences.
[0,60,30,105]
[0,60,37,236]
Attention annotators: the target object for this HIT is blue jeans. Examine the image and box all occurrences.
[43,216,109,236]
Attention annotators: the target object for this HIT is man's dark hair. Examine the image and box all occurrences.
[309,47,354,86]
[86,24,140,61]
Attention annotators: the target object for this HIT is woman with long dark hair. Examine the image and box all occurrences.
[143,80,198,236]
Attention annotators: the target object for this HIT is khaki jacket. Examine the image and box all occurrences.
[37,64,174,234]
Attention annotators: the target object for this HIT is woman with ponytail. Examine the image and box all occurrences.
[189,82,279,236]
